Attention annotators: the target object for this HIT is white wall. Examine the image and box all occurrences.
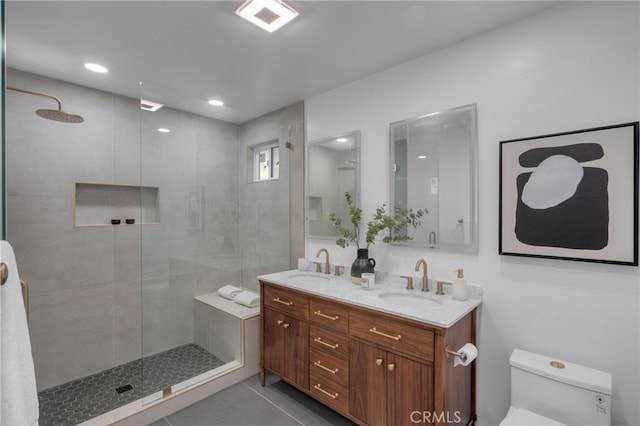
[306,2,639,425]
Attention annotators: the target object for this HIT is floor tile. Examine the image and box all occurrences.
[242,374,355,426]
[158,374,355,426]
[164,382,302,426]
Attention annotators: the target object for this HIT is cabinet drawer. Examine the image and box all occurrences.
[310,371,349,414]
[309,298,349,333]
[310,349,349,387]
[309,325,349,361]
[349,309,434,362]
[263,284,309,320]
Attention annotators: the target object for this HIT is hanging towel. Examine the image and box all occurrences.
[233,290,260,308]
[0,240,39,426]
[217,284,243,300]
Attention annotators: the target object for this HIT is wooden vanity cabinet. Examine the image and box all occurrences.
[350,339,433,426]
[263,308,309,389]
[262,285,310,390]
[308,297,351,413]
[260,280,477,426]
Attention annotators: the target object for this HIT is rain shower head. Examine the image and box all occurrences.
[35,108,84,123]
[7,86,84,123]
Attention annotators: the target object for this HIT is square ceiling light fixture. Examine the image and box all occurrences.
[235,0,299,33]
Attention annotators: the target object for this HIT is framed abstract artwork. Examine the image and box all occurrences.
[499,122,639,266]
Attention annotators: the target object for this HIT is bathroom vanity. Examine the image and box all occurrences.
[258,270,480,426]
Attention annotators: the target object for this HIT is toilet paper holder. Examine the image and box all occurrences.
[445,345,469,362]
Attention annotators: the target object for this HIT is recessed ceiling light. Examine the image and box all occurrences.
[84,63,108,73]
[140,99,164,112]
[157,128,171,133]
[235,0,299,33]
[336,138,348,143]
[418,155,427,159]
[208,99,224,107]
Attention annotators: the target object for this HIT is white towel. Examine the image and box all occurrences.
[233,290,260,308]
[218,284,242,300]
[0,241,39,426]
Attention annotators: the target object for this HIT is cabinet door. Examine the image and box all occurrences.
[349,340,386,426]
[283,315,309,389]
[264,308,285,376]
[387,353,434,426]
[264,308,309,389]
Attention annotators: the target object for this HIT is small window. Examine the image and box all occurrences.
[249,140,279,182]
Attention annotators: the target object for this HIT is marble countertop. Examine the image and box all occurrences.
[257,269,482,329]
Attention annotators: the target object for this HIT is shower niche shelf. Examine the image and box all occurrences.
[73,181,160,227]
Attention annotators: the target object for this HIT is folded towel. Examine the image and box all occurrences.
[0,240,39,426]
[233,290,260,308]
[218,284,242,300]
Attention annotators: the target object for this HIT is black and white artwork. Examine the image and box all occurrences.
[500,122,638,266]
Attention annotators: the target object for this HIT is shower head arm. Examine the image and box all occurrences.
[7,86,63,111]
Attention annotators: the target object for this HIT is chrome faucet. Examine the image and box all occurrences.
[415,258,429,292]
[316,248,330,274]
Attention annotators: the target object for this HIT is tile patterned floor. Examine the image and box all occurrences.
[38,344,225,426]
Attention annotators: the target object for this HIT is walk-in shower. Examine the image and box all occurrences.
[4,70,300,425]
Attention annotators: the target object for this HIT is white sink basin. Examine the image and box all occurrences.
[378,291,443,308]
[287,273,332,285]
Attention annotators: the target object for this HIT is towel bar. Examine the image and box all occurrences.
[21,280,30,323]
[0,262,7,285]
[0,262,30,322]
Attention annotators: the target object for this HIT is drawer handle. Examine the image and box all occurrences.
[273,297,293,306]
[369,327,402,341]
[313,310,340,321]
[314,361,338,375]
[375,358,383,366]
[314,337,339,350]
[283,323,290,329]
[314,384,338,399]
[277,320,283,325]
[388,363,395,371]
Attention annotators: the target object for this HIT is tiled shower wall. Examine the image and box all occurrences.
[7,69,148,390]
[238,102,305,288]
[7,68,304,391]
[138,99,241,358]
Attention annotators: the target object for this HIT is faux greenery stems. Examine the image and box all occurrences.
[328,192,427,249]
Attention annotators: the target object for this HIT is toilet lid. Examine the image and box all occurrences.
[500,407,566,426]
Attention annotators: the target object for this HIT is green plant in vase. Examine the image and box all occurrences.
[328,192,427,283]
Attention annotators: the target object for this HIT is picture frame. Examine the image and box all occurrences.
[499,121,639,266]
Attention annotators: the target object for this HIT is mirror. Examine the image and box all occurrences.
[306,131,360,239]
[390,104,478,252]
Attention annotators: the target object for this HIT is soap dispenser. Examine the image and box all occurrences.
[452,268,469,301]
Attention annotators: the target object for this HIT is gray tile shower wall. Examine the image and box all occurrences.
[238,102,305,289]
[5,69,242,390]
[7,69,142,390]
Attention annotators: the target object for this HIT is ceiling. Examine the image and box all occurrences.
[5,1,560,124]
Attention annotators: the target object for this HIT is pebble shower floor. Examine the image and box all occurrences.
[38,343,225,425]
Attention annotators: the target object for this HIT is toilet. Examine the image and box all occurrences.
[500,349,612,426]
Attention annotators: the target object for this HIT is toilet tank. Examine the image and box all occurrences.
[510,349,612,426]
